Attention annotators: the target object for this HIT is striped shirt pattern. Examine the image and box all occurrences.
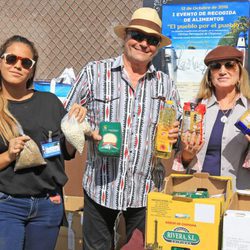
[65,55,182,210]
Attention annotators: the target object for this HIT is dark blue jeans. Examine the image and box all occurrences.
[83,190,145,250]
[0,192,63,250]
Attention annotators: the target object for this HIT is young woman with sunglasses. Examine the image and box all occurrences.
[173,45,250,190]
[0,35,86,250]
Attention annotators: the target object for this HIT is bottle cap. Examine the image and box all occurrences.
[196,103,206,114]
[165,100,173,105]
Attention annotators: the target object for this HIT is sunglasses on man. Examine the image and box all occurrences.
[209,61,238,72]
[1,53,36,70]
[126,30,161,46]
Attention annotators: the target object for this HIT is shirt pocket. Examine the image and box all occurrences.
[150,95,164,124]
[40,127,61,144]
[0,192,11,202]
[234,128,249,147]
[90,95,121,124]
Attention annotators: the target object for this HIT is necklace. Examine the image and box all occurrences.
[220,109,231,123]
[218,92,238,123]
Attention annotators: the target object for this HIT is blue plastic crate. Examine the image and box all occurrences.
[33,81,71,98]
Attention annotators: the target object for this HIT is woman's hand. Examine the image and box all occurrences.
[246,134,250,142]
[68,103,87,123]
[8,135,30,161]
[181,131,204,164]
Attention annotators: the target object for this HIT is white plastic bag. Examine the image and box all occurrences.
[61,113,92,154]
[50,67,76,93]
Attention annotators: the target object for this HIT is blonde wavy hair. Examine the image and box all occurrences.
[0,35,38,143]
[196,62,250,100]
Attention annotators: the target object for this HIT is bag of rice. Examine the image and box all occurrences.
[61,113,92,154]
[14,123,46,171]
[14,139,47,171]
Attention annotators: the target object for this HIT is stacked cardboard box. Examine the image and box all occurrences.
[222,192,250,250]
[55,196,84,250]
[146,173,233,250]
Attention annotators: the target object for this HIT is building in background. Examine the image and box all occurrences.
[0,0,142,80]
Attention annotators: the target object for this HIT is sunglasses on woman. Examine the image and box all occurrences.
[126,30,161,46]
[209,61,238,72]
[1,53,36,70]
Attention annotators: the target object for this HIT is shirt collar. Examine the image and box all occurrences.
[206,92,247,108]
[111,55,123,69]
[237,93,248,108]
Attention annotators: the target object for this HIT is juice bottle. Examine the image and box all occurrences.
[154,100,176,159]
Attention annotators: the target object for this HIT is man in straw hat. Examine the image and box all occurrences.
[65,7,182,250]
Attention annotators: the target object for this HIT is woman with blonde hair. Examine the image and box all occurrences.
[173,45,250,190]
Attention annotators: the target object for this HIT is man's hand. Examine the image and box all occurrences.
[68,103,87,123]
[91,130,102,143]
[168,120,180,144]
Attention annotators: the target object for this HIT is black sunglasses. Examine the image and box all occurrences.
[127,30,161,46]
[209,61,238,71]
[1,53,36,70]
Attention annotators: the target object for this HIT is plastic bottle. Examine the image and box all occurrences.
[181,102,206,144]
[154,100,176,159]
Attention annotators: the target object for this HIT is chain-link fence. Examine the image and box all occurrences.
[0,0,142,80]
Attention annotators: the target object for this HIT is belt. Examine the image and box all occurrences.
[8,192,55,198]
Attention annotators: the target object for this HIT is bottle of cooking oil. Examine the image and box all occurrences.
[154,100,176,159]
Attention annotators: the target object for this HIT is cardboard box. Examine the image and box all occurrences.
[222,192,250,250]
[164,173,232,212]
[146,173,232,250]
[64,195,84,211]
[55,196,84,250]
[64,150,86,197]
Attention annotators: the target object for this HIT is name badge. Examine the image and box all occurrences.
[41,141,61,158]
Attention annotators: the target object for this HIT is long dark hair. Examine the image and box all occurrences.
[0,35,39,88]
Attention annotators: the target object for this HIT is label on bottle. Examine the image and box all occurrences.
[154,101,176,159]
[235,110,250,135]
[155,125,171,153]
[181,102,206,143]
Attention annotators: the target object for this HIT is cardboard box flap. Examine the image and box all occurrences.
[193,172,210,178]
[228,192,250,211]
[164,173,232,196]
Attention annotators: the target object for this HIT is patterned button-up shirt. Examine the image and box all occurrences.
[65,55,182,210]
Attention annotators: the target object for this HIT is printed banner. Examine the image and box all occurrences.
[161,1,250,104]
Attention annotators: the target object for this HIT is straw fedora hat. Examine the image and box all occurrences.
[114,7,171,48]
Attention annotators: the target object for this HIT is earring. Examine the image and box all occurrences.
[236,82,240,92]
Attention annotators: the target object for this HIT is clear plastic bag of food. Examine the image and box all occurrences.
[14,125,46,171]
[61,113,92,154]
